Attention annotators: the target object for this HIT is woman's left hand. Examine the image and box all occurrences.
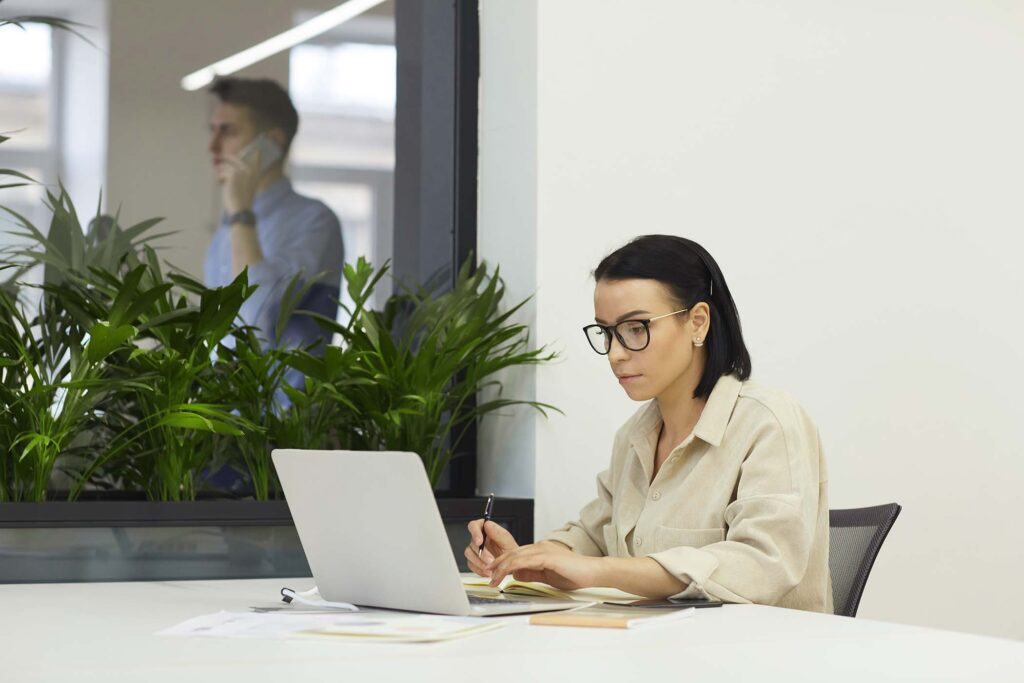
[486,542,604,591]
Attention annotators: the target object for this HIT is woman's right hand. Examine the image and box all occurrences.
[465,519,519,578]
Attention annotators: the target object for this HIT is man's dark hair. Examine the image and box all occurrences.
[594,234,752,399]
[210,77,299,153]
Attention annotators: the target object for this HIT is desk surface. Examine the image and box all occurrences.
[3,578,1021,683]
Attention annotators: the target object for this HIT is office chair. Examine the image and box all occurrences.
[829,503,901,617]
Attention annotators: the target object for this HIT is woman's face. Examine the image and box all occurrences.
[593,278,709,402]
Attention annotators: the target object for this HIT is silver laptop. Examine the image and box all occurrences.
[272,449,583,617]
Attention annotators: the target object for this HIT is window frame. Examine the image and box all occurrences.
[0,22,61,246]
[287,21,398,305]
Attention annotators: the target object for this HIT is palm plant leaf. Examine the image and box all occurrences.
[0,13,97,48]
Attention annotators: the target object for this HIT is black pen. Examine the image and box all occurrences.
[477,493,495,558]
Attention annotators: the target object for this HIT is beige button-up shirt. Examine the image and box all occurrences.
[547,374,833,613]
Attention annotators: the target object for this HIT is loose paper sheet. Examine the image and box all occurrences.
[159,610,504,643]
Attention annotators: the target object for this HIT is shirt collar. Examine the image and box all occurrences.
[629,373,744,454]
[252,176,293,214]
[692,373,744,447]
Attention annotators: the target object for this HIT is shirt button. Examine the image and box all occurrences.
[635,537,643,547]
[651,491,661,501]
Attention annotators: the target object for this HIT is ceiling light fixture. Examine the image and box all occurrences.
[180,0,387,91]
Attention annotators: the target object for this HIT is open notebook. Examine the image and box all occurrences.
[461,575,645,603]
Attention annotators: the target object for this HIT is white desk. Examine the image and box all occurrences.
[2,578,1021,682]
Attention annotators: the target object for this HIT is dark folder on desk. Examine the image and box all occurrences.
[605,598,725,609]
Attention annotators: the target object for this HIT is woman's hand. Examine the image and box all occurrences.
[485,542,605,591]
[465,519,519,577]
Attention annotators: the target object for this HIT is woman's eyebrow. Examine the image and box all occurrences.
[594,309,650,324]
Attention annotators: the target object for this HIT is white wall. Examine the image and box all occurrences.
[478,0,1024,640]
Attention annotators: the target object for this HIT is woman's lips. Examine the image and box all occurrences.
[617,374,642,384]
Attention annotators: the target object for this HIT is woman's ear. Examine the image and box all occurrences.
[689,302,711,338]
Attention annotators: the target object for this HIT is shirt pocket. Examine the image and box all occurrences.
[601,524,618,557]
[652,525,726,551]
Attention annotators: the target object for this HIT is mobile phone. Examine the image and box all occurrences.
[239,133,283,173]
[605,598,724,609]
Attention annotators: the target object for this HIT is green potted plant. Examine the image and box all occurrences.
[0,149,554,580]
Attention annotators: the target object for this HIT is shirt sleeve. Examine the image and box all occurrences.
[240,204,343,348]
[646,402,822,604]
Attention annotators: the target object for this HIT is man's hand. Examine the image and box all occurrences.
[485,542,604,591]
[218,148,262,215]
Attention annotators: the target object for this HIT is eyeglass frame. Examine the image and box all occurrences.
[582,307,692,355]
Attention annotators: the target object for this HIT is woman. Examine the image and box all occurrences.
[465,235,832,613]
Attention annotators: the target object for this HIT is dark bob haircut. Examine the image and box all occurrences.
[210,77,299,153]
[593,235,752,399]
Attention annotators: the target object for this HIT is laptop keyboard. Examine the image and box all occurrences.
[468,594,531,606]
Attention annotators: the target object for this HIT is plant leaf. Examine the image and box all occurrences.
[85,321,137,363]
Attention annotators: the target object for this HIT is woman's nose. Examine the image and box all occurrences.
[607,335,630,361]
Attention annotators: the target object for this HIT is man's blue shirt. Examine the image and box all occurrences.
[204,177,344,351]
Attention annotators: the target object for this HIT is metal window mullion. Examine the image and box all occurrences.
[47,23,64,189]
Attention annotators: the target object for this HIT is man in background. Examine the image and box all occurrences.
[204,77,344,351]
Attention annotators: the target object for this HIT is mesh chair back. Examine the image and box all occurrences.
[829,503,901,617]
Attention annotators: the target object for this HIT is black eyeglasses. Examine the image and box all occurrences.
[582,308,690,355]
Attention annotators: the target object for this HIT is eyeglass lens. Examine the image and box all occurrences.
[586,321,649,354]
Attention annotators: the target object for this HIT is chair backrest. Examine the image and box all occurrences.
[828,503,901,617]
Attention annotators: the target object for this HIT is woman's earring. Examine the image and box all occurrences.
[693,337,704,348]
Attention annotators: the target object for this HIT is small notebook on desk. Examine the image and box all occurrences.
[529,605,696,629]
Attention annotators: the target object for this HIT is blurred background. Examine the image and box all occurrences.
[0,0,396,303]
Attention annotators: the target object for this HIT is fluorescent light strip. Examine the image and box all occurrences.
[180,0,387,91]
